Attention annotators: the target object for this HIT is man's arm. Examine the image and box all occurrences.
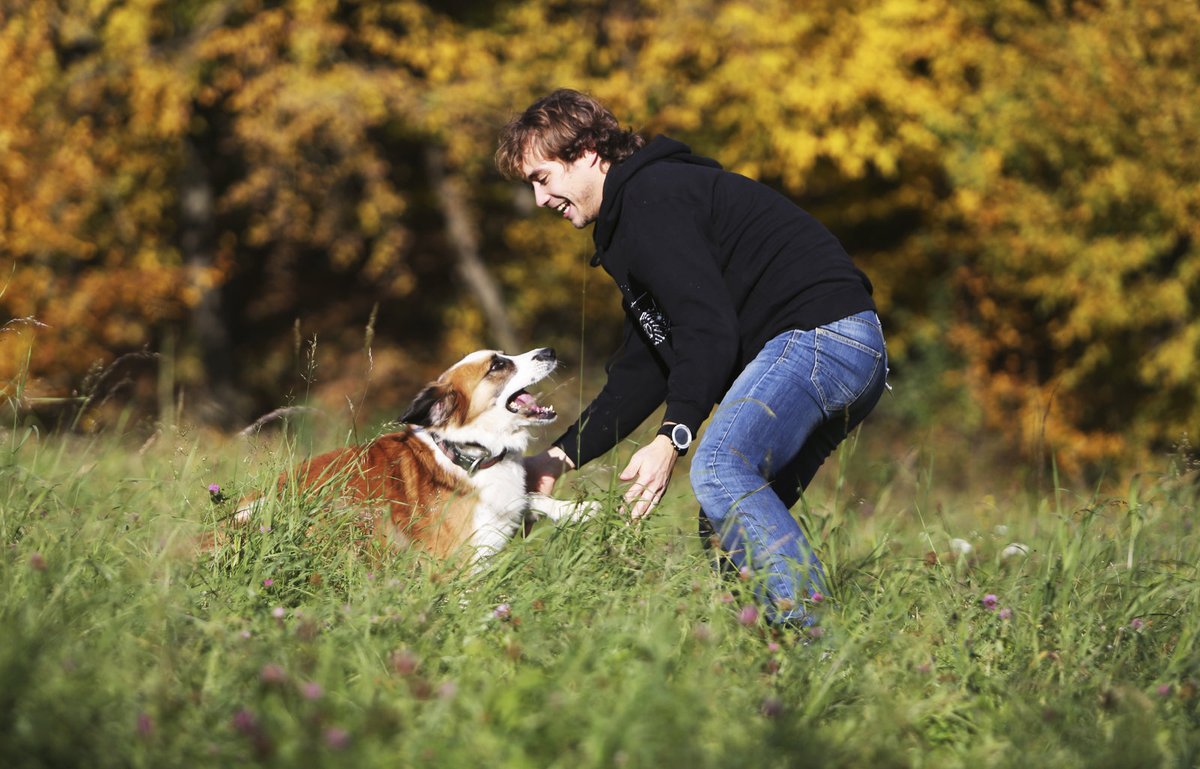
[553,320,669,468]
[524,446,575,495]
[525,321,667,492]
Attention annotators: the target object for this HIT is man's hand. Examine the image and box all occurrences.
[523,446,574,494]
[619,435,679,520]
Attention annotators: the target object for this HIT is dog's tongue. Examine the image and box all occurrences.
[508,390,555,420]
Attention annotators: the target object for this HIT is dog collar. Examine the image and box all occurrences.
[432,435,508,475]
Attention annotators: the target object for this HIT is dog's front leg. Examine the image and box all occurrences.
[527,493,600,524]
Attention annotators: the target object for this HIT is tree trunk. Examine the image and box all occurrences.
[181,138,247,428]
[424,145,520,352]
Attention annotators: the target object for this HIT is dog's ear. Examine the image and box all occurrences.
[400,382,459,428]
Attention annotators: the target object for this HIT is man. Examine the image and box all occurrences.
[496,88,887,626]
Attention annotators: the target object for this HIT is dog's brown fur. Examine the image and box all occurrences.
[282,429,480,559]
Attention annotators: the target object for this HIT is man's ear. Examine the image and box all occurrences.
[400,383,459,428]
[582,149,610,174]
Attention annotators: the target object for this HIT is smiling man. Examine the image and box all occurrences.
[496,88,888,627]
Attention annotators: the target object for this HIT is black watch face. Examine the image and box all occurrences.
[671,423,692,451]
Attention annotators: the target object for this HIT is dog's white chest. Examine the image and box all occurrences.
[468,462,529,556]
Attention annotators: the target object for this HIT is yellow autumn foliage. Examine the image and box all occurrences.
[1,0,1196,475]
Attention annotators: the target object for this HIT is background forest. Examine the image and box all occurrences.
[3,0,1198,481]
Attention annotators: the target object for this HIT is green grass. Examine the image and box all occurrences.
[1,422,1198,769]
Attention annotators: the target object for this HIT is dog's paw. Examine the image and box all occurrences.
[231,498,262,526]
[528,493,599,523]
[571,499,602,521]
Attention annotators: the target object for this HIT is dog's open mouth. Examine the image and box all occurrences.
[506,390,556,421]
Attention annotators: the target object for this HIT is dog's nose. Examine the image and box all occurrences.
[533,347,556,362]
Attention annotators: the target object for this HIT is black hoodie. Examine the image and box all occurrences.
[554,136,875,468]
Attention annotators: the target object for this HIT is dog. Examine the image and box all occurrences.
[230,347,596,562]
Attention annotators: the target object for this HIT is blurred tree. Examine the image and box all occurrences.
[1,0,212,427]
[932,0,1200,470]
[192,0,425,424]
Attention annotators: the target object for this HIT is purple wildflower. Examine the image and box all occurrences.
[493,603,511,620]
[737,605,760,626]
[1130,617,1145,631]
[259,663,287,686]
[390,648,419,676]
[29,552,47,571]
[981,594,999,611]
[262,578,274,587]
[300,681,323,701]
[231,708,258,735]
[810,590,825,604]
[999,607,1013,620]
[324,727,351,750]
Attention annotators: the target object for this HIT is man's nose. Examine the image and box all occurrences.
[532,185,551,207]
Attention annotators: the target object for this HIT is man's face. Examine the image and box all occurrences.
[520,150,607,229]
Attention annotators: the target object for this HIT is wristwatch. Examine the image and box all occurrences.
[658,422,693,454]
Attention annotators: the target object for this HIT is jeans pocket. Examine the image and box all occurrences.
[811,314,884,414]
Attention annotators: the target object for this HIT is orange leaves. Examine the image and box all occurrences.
[2,1,208,412]
[219,63,412,274]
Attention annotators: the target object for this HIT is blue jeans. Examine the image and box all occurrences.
[690,311,887,625]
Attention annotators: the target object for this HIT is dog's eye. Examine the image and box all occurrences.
[488,356,511,373]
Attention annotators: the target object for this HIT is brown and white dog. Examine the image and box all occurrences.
[231,348,595,562]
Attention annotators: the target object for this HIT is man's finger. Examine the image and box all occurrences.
[627,489,663,520]
[622,481,651,502]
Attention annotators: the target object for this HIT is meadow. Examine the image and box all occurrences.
[1,416,1197,769]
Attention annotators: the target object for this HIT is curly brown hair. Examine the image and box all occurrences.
[495,89,645,180]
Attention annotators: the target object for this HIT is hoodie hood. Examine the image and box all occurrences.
[592,135,722,256]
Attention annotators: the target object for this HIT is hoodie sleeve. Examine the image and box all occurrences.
[552,319,668,468]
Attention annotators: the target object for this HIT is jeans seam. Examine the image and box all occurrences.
[814,327,880,356]
[816,352,883,414]
[696,338,804,604]
[699,328,799,499]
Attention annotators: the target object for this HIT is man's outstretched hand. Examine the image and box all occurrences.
[619,435,678,520]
